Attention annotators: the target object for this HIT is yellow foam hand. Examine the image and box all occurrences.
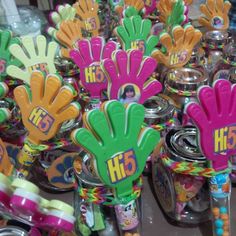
[56,19,83,58]
[151,25,202,68]
[199,0,231,31]
[13,71,80,145]
[73,0,100,36]
[6,35,57,84]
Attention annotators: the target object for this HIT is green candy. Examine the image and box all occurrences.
[72,101,160,199]
[0,30,22,80]
[116,15,159,56]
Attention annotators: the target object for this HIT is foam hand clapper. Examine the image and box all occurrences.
[115,0,144,18]
[47,4,77,39]
[199,0,231,31]
[115,15,158,56]
[7,35,57,84]
[70,37,118,99]
[56,19,83,58]
[186,80,236,171]
[72,100,160,198]
[73,0,100,36]
[0,30,22,80]
[13,71,80,145]
[152,25,202,68]
[102,50,162,104]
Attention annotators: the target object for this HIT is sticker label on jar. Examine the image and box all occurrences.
[107,149,137,184]
[213,69,230,82]
[115,200,139,230]
[131,40,145,53]
[210,173,230,198]
[84,63,106,84]
[214,124,236,153]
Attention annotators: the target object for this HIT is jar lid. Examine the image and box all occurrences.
[203,30,232,47]
[165,67,208,92]
[11,179,39,194]
[165,127,206,163]
[49,200,74,216]
[0,227,28,236]
[73,151,104,187]
[143,95,175,123]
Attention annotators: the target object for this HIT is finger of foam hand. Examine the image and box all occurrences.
[159,33,173,52]
[14,85,31,111]
[0,31,10,50]
[172,26,185,46]
[30,71,45,104]
[57,102,80,123]
[200,4,212,20]
[206,0,215,14]
[6,66,30,84]
[133,16,142,37]
[189,30,202,49]
[215,0,224,14]
[223,1,232,15]
[9,44,30,66]
[183,26,195,46]
[123,17,135,38]
[43,74,62,105]
[91,37,103,61]
[135,0,144,11]
[116,50,128,79]
[74,3,85,18]
[47,41,58,65]
[87,0,93,11]
[37,35,47,58]
[138,57,157,84]
[198,17,212,29]
[22,36,37,59]
[51,87,74,113]
[230,85,236,115]
[60,47,70,58]
[151,49,166,63]
[129,50,143,78]
[79,0,88,12]
[77,39,93,65]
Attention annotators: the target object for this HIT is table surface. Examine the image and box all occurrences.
[41,177,236,236]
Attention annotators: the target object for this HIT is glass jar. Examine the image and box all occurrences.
[202,30,232,74]
[212,42,236,84]
[73,151,142,236]
[186,45,206,69]
[164,67,209,124]
[152,127,211,225]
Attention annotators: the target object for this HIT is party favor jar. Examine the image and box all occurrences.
[152,127,211,225]
[164,68,209,124]
[186,45,206,69]
[73,151,121,236]
[202,30,232,74]
[212,42,236,84]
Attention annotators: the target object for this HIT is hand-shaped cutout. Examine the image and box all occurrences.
[14,71,80,145]
[151,25,202,69]
[102,49,162,104]
[73,0,100,36]
[56,20,83,58]
[115,0,145,17]
[47,4,77,39]
[186,80,236,171]
[199,0,231,31]
[157,0,186,26]
[7,35,57,84]
[0,30,22,80]
[72,100,160,198]
[70,37,118,99]
[115,15,159,56]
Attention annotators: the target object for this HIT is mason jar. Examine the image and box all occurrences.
[212,42,236,85]
[73,151,142,236]
[164,67,209,124]
[202,30,232,74]
[152,127,211,225]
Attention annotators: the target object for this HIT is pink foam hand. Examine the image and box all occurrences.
[70,36,118,99]
[102,49,162,104]
[186,79,236,171]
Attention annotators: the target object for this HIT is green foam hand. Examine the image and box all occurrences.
[47,4,77,40]
[115,15,158,56]
[123,6,140,18]
[0,30,22,80]
[6,35,57,84]
[166,0,185,29]
[72,100,160,199]
[0,82,11,123]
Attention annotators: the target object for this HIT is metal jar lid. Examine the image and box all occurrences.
[143,95,175,124]
[203,30,232,47]
[74,150,104,187]
[165,127,206,163]
[0,226,28,236]
[165,67,209,92]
